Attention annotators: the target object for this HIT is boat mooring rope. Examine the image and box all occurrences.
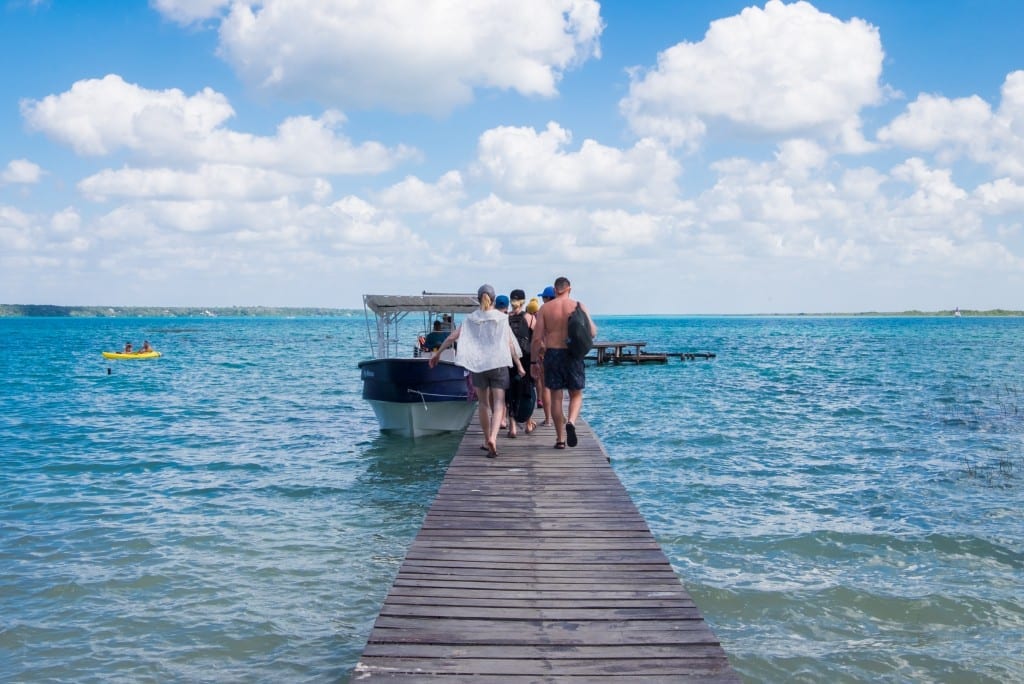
[407,388,469,409]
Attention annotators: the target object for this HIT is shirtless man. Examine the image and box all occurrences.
[533,276,597,448]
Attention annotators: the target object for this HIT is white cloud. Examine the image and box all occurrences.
[975,178,1024,212]
[51,207,82,236]
[474,122,682,208]
[449,194,687,268]
[321,196,425,247]
[22,74,233,156]
[150,0,230,25]
[21,75,414,174]
[211,0,603,113]
[2,159,43,184]
[0,205,36,250]
[877,94,991,151]
[889,157,967,216]
[684,143,1001,275]
[588,209,673,247]
[701,153,828,226]
[620,0,885,151]
[88,190,428,256]
[373,172,465,213]
[841,167,887,201]
[877,70,1024,178]
[775,139,829,180]
[78,164,331,202]
[458,193,578,240]
[0,205,87,256]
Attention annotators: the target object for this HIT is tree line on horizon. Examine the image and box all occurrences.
[1,304,1021,318]
[0,304,358,318]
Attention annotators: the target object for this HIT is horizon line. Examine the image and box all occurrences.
[2,304,1022,318]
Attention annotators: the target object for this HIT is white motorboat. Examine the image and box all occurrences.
[359,293,479,437]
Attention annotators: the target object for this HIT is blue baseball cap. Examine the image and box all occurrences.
[495,294,509,309]
[538,286,556,299]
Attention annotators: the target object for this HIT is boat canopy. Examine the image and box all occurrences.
[363,293,479,315]
[363,293,479,359]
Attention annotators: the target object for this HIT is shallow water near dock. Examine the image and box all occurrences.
[1,315,1022,682]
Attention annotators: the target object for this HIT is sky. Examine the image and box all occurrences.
[1,0,1022,314]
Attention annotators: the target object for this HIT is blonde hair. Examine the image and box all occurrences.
[479,293,493,310]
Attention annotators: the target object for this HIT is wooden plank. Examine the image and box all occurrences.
[369,616,720,639]
[354,416,738,682]
[362,643,728,659]
[355,656,734,677]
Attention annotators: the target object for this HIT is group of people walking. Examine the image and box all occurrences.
[428,277,597,458]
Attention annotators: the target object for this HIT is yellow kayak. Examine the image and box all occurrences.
[102,351,162,360]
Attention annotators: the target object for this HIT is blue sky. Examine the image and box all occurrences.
[2,0,1022,314]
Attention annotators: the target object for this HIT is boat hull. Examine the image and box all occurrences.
[359,358,476,437]
[102,351,162,360]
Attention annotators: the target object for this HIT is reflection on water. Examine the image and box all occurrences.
[359,432,459,487]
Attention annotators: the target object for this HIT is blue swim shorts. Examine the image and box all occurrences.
[543,348,585,391]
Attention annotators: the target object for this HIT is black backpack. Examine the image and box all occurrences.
[508,311,532,357]
[508,371,536,424]
[567,303,594,360]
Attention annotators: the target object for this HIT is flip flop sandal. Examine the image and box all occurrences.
[554,441,566,449]
[486,442,498,458]
[566,422,578,447]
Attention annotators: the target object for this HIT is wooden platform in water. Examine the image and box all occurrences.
[591,341,717,365]
[354,417,738,681]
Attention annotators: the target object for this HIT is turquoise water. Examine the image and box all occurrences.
[1,316,1021,682]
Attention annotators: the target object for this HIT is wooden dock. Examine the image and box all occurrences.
[592,341,717,365]
[354,417,738,682]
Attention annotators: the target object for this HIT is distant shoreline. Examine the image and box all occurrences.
[2,304,1022,318]
[0,305,359,318]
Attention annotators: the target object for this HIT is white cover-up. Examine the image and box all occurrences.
[454,309,522,373]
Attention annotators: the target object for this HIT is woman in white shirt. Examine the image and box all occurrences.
[429,284,525,458]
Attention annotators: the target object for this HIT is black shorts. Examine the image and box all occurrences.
[543,348,585,391]
[471,367,509,390]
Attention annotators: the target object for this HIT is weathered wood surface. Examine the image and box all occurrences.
[354,416,738,682]
[593,340,647,365]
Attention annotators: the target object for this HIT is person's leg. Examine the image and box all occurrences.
[489,387,506,451]
[478,387,492,448]
[567,389,583,424]
[550,388,566,445]
[525,377,537,433]
[506,374,518,437]
[565,388,583,446]
[534,368,551,425]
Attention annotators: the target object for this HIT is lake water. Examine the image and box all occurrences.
[1,315,1021,682]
